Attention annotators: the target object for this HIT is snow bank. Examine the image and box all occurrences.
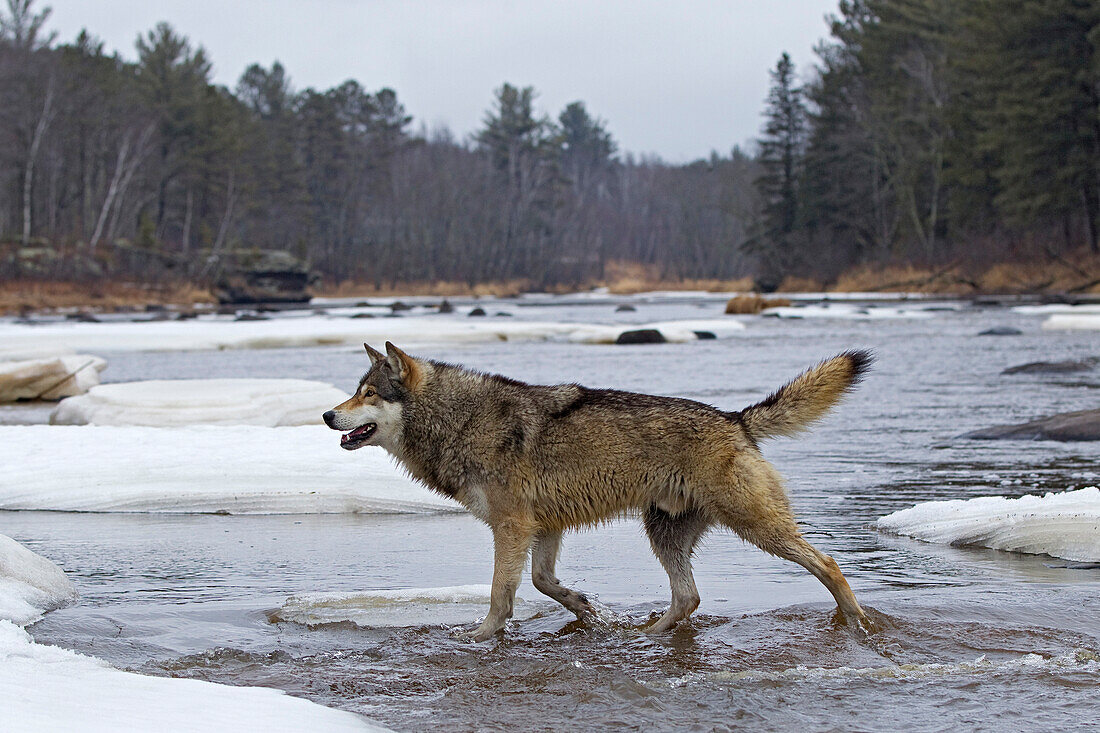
[0,535,77,626]
[272,585,540,628]
[1042,314,1100,331]
[0,355,106,402]
[51,379,349,427]
[0,620,387,733]
[566,318,746,344]
[0,315,744,354]
[0,426,459,514]
[877,487,1100,562]
[1013,303,1100,316]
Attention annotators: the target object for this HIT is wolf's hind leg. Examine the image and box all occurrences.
[471,521,535,642]
[531,530,593,617]
[643,506,710,633]
[710,484,868,625]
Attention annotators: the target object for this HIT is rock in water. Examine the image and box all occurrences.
[961,408,1100,441]
[615,328,666,345]
[978,327,1022,336]
[1002,357,1098,375]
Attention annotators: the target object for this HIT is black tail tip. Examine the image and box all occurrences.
[842,349,875,383]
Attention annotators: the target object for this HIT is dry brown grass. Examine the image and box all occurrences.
[831,249,1100,294]
[774,276,826,293]
[0,280,213,315]
[321,262,756,300]
[724,294,792,314]
[602,261,754,295]
[318,278,534,299]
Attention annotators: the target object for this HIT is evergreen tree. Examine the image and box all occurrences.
[752,52,808,278]
[557,101,616,194]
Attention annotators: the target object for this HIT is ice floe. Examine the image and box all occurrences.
[0,314,743,354]
[1042,314,1100,331]
[51,379,349,427]
[0,535,77,626]
[0,425,460,514]
[272,585,541,628]
[0,355,106,402]
[0,620,387,733]
[876,487,1100,562]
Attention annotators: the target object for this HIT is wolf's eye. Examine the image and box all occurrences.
[363,388,376,398]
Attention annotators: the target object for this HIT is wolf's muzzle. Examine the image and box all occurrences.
[322,410,336,428]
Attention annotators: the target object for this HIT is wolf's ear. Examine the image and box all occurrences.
[364,343,386,367]
[385,341,422,388]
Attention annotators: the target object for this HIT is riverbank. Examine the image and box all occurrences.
[3,252,1098,315]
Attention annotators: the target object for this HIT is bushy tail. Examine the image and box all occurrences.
[738,350,873,440]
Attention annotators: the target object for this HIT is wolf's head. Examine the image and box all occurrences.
[323,341,423,453]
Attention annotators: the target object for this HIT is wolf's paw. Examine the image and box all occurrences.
[462,620,505,642]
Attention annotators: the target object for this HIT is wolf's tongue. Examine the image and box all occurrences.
[341,424,373,444]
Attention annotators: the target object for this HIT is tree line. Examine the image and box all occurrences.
[754,0,1100,284]
[2,0,1097,291]
[0,0,756,287]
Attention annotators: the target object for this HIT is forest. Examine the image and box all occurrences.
[1,0,1098,293]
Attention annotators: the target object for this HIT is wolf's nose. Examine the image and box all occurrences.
[322,410,336,428]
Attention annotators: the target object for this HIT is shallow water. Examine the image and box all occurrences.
[6,297,1100,731]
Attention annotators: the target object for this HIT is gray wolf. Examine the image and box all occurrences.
[323,343,872,641]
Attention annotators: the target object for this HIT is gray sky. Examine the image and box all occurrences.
[43,0,836,162]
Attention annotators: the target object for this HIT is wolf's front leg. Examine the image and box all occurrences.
[470,521,535,642]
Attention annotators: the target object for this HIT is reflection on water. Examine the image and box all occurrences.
[7,299,1100,730]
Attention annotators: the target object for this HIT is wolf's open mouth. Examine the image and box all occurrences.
[340,423,377,450]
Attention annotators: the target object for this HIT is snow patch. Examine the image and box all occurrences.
[272,585,541,629]
[51,379,349,427]
[877,487,1100,562]
[0,620,387,732]
[0,425,460,514]
[0,535,77,626]
[0,356,106,402]
[0,314,744,354]
[1042,314,1100,331]
[1013,304,1100,316]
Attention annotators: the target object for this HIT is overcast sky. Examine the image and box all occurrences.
[42,1,837,162]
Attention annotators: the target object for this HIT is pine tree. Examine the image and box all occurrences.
[752,52,808,278]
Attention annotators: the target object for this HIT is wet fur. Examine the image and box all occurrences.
[326,343,873,641]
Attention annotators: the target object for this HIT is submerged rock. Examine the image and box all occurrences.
[615,304,636,312]
[961,408,1100,441]
[1002,357,1098,375]
[467,307,486,317]
[978,326,1022,336]
[615,328,666,345]
[693,331,717,340]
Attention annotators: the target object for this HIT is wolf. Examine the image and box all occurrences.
[323,342,872,641]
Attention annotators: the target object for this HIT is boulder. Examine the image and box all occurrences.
[615,328,666,345]
[961,408,1100,441]
[212,249,315,305]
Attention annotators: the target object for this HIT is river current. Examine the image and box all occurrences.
[5,296,1099,731]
